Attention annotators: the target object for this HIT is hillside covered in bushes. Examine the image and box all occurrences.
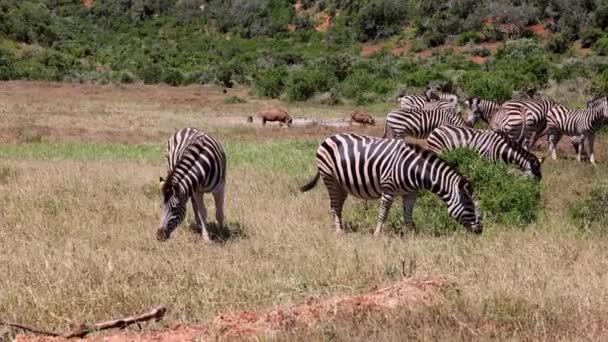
[2,0,608,104]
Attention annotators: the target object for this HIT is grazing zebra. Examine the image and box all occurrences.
[547,103,608,164]
[157,127,227,242]
[427,125,542,180]
[383,108,467,140]
[465,97,502,127]
[300,133,482,235]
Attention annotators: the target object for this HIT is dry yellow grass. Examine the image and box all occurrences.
[1,81,608,340]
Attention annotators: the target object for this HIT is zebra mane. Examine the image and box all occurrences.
[588,94,607,103]
[405,142,472,188]
[161,170,176,201]
[494,132,539,163]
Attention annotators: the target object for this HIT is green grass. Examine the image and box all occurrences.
[0,141,318,176]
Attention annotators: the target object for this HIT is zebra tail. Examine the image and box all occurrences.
[382,119,392,138]
[300,171,320,192]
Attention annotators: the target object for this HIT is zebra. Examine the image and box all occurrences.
[571,96,608,154]
[398,88,459,112]
[300,133,482,235]
[547,103,608,164]
[383,108,467,140]
[427,125,542,180]
[157,127,227,242]
[465,97,501,127]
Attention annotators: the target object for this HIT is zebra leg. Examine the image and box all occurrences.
[402,192,417,233]
[323,179,347,233]
[192,192,211,242]
[586,134,596,165]
[213,181,225,230]
[374,193,395,237]
[548,131,562,160]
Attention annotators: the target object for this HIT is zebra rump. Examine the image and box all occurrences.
[427,125,542,180]
[300,133,482,235]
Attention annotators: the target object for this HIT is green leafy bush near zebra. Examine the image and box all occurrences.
[569,184,608,233]
[350,148,541,235]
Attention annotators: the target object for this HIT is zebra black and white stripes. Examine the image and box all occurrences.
[383,108,467,140]
[427,125,542,179]
[398,91,459,112]
[158,127,227,241]
[466,97,501,126]
[300,133,482,235]
[547,103,608,164]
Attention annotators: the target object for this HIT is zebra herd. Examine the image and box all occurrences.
[157,90,608,241]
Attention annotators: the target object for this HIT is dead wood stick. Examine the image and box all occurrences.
[1,305,167,339]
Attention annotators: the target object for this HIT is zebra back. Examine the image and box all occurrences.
[384,108,466,140]
[162,128,226,199]
[427,125,541,179]
[587,96,608,110]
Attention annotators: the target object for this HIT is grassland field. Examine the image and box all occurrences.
[1,81,608,340]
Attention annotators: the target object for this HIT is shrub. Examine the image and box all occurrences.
[462,71,513,103]
[499,39,544,60]
[423,31,446,48]
[254,68,287,98]
[570,184,608,233]
[0,48,16,80]
[594,1,608,30]
[441,149,541,227]
[593,36,608,56]
[580,28,604,49]
[139,64,163,84]
[456,31,482,46]
[402,67,447,88]
[285,67,336,102]
[353,0,408,42]
[472,47,491,57]
[546,33,570,54]
[590,69,608,96]
[162,68,184,86]
[118,70,136,84]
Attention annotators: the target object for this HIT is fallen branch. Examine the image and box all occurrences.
[1,305,167,339]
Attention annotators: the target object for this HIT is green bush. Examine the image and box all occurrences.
[593,36,608,56]
[285,67,336,102]
[456,31,482,46]
[139,64,163,84]
[423,31,446,48]
[580,28,604,49]
[118,70,136,84]
[590,69,608,95]
[546,33,570,54]
[442,149,541,227]
[353,0,408,42]
[569,184,608,233]
[162,68,184,86]
[499,39,544,60]
[0,48,16,80]
[254,68,287,98]
[461,71,512,102]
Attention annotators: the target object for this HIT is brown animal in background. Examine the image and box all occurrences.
[349,111,376,126]
[246,115,253,123]
[257,108,293,127]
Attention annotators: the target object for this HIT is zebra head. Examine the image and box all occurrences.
[450,179,483,234]
[157,175,188,241]
[425,87,440,101]
[525,156,542,180]
[466,97,482,127]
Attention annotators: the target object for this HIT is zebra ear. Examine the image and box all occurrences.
[539,157,546,164]
[159,177,165,192]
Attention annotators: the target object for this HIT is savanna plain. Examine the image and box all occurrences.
[1,81,608,341]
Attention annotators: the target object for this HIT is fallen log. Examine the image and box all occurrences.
[2,305,167,339]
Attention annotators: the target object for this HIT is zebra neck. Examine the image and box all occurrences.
[395,156,456,201]
[481,104,499,123]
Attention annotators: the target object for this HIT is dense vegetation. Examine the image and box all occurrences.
[1,0,608,103]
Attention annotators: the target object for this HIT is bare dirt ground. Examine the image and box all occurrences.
[0,81,383,144]
[16,277,447,341]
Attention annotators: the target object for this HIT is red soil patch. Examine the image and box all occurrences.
[315,14,332,32]
[529,24,551,39]
[391,41,411,56]
[82,0,94,8]
[361,42,385,57]
[469,56,488,65]
[287,24,297,33]
[16,276,448,342]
